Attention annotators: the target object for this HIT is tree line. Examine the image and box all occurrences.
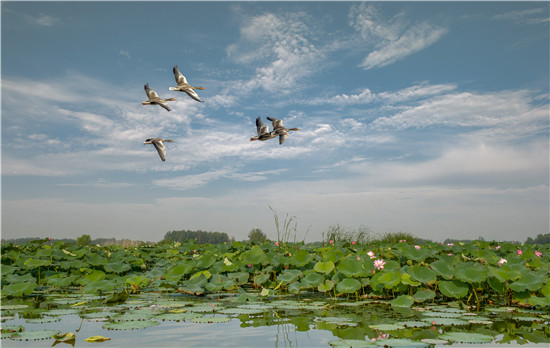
[162,230,233,244]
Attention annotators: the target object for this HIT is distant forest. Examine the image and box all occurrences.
[1,232,548,246]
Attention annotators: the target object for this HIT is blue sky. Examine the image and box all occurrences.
[2,1,548,243]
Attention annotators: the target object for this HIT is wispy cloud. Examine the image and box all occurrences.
[349,3,448,70]
[24,13,61,26]
[227,12,325,93]
[493,7,549,25]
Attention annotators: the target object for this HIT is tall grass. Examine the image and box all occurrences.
[269,205,310,243]
[322,224,417,245]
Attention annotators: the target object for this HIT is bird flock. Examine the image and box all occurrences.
[142,66,300,161]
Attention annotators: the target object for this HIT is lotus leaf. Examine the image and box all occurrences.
[422,317,469,326]
[301,272,324,288]
[277,269,301,284]
[318,279,334,293]
[227,271,249,285]
[253,273,270,285]
[23,257,51,268]
[438,280,469,299]
[336,278,362,294]
[337,257,363,277]
[82,279,115,294]
[86,253,108,266]
[2,281,37,297]
[409,265,437,284]
[104,262,131,274]
[509,271,546,292]
[26,317,61,323]
[155,312,203,321]
[391,295,414,308]
[190,316,232,323]
[429,259,454,280]
[401,273,421,286]
[52,332,75,341]
[103,320,160,330]
[11,330,60,341]
[289,249,315,267]
[454,262,487,283]
[397,321,432,328]
[439,332,494,343]
[164,263,193,282]
[413,289,435,302]
[328,339,376,347]
[84,336,111,342]
[420,338,449,345]
[314,260,335,274]
[375,338,427,347]
[376,270,402,289]
[239,245,267,265]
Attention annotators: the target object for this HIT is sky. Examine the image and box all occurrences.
[1,1,549,243]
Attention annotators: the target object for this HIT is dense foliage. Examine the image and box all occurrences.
[163,230,231,244]
[1,239,548,310]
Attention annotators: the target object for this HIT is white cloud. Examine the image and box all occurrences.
[348,3,448,70]
[227,12,325,93]
[24,13,61,26]
[493,7,550,25]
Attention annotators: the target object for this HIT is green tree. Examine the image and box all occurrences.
[248,228,267,243]
[76,234,92,246]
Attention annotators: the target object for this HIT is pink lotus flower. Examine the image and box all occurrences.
[352,241,356,245]
[357,256,361,260]
[194,250,197,253]
[248,263,252,268]
[495,245,501,250]
[517,249,522,256]
[447,253,453,256]
[374,259,386,270]
[447,243,454,246]
[414,245,421,249]
[329,240,334,245]
[367,251,375,259]
[498,258,507,267]
[535,250,542,258]
[275,241,279,246]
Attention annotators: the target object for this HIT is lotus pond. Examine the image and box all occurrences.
[1,239,549,347]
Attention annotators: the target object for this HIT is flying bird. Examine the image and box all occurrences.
[267,116,300,144]
[250,117,278,142]
[144,138,174,162]
[169,65,205,103]
[142,83,176,112]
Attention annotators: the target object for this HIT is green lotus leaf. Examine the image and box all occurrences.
[190,270,212,281]
[377,270,402,289]
[104,262,131,274]
[489,264,523,282]
[401,273,421,286]
[82,270,106,283]
[82,279,116,294]
[391,295,414,308]
[191,316,232,323]
[103,320,160,330]
[336,278,362,294]
[328,339,376,347]
[239,245,267,265]
[375,338,427,347]
[5,273,36,284]
[420,339,449,345]
[227,271,249,285]
[368,323,405,330]
[403,246,435,262]
[52,332,75,341]
[195,254,217,269]
[277,270,302,284]
[454,262,487,283]
[86,253,108,266]
[301,272,324,288]
[314,260,335,274]
[397,321,432,328]
[422,317,469,326]
[429,260,454,280]
[289,249,315,267]
[155,312,203,321]
[253,273,270,285]
[509,271,545,292]
[46,274,79,287]
[164,263,193,282]
[439,280,469,299]
[23,257,51,268]
[487,276,506,294]
[104,288,129,303]
[409,265,437,284]
[439,332,494,343]
[337,257,363,277]
[413,289,436,302]
[26,317,61,324]
[2,281,37,297]
[11,330,60,341]
[125,275,150,288]
[318,279,334,292]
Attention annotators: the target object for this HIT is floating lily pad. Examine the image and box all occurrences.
[420,338,449,345]
[0,305,29,310]
[439,332,494,343]
[102,320,160,330]
[398,321,432,328]
[44,308,81,316]
[375,338,428,347]
[112,310,157,322]
[155,312,203,321]
[421,311,462,318]
[11,330,60,341]
[190,316,232,323]
[84,335,111,342]
[422,317,469,326]
[218,307,266,315]
[26,317,61,324]
[368,323,405,331]
[328,339,376,347]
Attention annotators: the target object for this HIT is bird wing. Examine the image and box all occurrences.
[152,140,167,161]
[184,88,203,102]
[158,102,171,112]
[256,117,269,135]
[278,133,288,145]
[173,65,188,86]
[267,117,283,129]
[145,84,160,99]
